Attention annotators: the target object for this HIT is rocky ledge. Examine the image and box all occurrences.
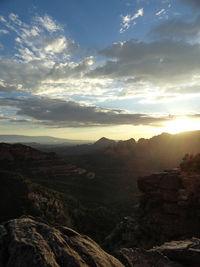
[1,216,200,266]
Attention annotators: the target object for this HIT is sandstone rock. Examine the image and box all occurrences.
[154,238,200,267]
[137,169,200,244]
[114,248,182,267]
[107,169,200,252]
[0,216,123,267]
[114,238,200,266]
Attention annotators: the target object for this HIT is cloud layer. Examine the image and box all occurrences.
[0,9,200,131]
[0,96,168,127]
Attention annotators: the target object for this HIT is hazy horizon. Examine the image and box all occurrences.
[1,129,200,143]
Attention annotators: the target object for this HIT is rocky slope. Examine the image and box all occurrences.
[0,143,91,181]
[1,216,200,266]
[0,143,131,244]
[0,170,73,226]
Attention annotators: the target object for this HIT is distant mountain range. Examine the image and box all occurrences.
[43,130,200,176]
[0,134,91,145]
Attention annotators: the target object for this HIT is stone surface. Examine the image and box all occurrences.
[1,216,200,266]
[0,216,123,267]
[105,168,200,252]
[114,248,182,267]
[137,169,200,243]
[114,239,200,266]
[153,238,200,267]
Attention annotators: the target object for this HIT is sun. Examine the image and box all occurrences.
[163,117,200,134]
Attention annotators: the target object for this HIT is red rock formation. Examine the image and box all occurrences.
[137,168,200,243]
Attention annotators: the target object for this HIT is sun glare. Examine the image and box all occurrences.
[163,117,200,134]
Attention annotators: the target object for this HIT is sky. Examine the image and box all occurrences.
[0,0,200,141]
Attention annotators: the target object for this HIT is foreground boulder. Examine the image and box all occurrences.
[0,216,123,267]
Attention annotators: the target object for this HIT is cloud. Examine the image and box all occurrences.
[89,40,200,84]
[9,13,23,26]
[166,84,200,94]
[156,9,166,16]
[34,14,63,33]
[1,13,71,62]
[152,15,200,41]
[0,13,95,97]
[0,97,168,127]
[0,11,200,112]
[180,0,200,8]
[120,8,144,33]
[0,80,19,93]
[0,55,97,96]
[44,37,68,53]
[0,29,9,35]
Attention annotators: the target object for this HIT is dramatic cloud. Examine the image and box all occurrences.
[0,9,200,132]
[120,8,144,33]
[0,14,97,97]
[90,40,200,85]
[0,97,168,127]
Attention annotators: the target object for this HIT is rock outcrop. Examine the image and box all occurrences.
[105,168,200,251]
[114,238,200,267]
[138,169,200,244]
[0,216,123,267]
[1,216,200,266]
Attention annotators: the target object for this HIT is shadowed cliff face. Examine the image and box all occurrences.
[105,167,200,252]
[138,169,200,243]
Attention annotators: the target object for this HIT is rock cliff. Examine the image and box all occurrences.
[105,168,200,251]
[138,169,200,244]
